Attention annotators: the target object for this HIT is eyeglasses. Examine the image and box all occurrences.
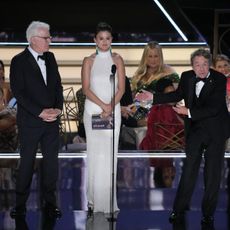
[34,36,52,40]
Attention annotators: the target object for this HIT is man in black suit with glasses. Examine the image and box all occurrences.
[9,21,63,224]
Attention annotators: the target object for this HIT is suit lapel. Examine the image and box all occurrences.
[26,49,48,87]
[198,75,214,100]
[26,50,41,74]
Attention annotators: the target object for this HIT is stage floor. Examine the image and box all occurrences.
[0,156,229,230]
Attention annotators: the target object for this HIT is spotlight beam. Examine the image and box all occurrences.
[153,0,188,41]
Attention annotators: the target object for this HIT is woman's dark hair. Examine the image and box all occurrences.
[0,60,5,71]
[0,60,5,81]
[95,22,112,36]
[0,87,3,96]
[155,78,173,93]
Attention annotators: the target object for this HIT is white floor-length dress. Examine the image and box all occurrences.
[83,50,120,213]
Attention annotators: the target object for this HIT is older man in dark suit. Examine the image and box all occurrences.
[147,48,230,229]
[9,21,63,221]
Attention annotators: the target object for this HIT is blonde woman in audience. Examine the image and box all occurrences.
[131,41,179,95]
[130,41,179,126]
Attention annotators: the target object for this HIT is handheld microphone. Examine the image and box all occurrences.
[111,64,116,76]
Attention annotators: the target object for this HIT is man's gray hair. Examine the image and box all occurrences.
[26,21,50,43]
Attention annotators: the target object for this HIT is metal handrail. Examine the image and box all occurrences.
[1,151,230,159]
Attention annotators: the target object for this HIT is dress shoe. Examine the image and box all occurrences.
[43,204,62,219]
[10,207,26,219]
[201,216,215,230]
[41,213,57,230]
[15,218,29,230]
[169,211,185,224]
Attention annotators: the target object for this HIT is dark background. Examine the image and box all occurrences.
[0,0,229,54]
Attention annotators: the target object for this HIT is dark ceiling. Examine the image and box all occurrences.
[176,0,230,55]
[0,0,229,53]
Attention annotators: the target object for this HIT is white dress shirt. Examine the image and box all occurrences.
[195,72,210,97]
[188,72,210,118]
[28,46,47,85]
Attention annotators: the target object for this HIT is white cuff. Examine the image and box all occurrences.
[188,109,191,118]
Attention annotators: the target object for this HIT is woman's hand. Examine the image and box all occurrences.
[121,105,135,119]
[100,111,111,118]
[121,106,129,118]
[101,103,112,115]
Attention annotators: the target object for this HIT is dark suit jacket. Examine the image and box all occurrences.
[153,69,230,142]
[9,47,63,127]
[120,76,137,127]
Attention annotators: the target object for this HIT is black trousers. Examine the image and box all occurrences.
[15,122,59,209]
[173,126,226,217]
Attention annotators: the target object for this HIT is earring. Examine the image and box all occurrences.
[96,46,99,55]
[110,46,112,54]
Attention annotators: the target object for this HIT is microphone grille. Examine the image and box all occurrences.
[111,64,116,75]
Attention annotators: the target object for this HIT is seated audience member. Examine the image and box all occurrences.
[120,76,137,127]
[0,60,13,104]
[74,87,86,142]
[213,54,230,111]
[0,87,18,152]
[130,41,180,127]
[139,78,184,188]
[213,54,230,77]
[119,76,142,149]
[0,87,18,209]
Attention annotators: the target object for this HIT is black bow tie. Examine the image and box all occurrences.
[196,77,207,83]
[37,54,45,61]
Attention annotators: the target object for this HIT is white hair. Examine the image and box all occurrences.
[26,21,50,43]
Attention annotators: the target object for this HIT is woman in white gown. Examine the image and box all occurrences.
[81,22,125,214]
